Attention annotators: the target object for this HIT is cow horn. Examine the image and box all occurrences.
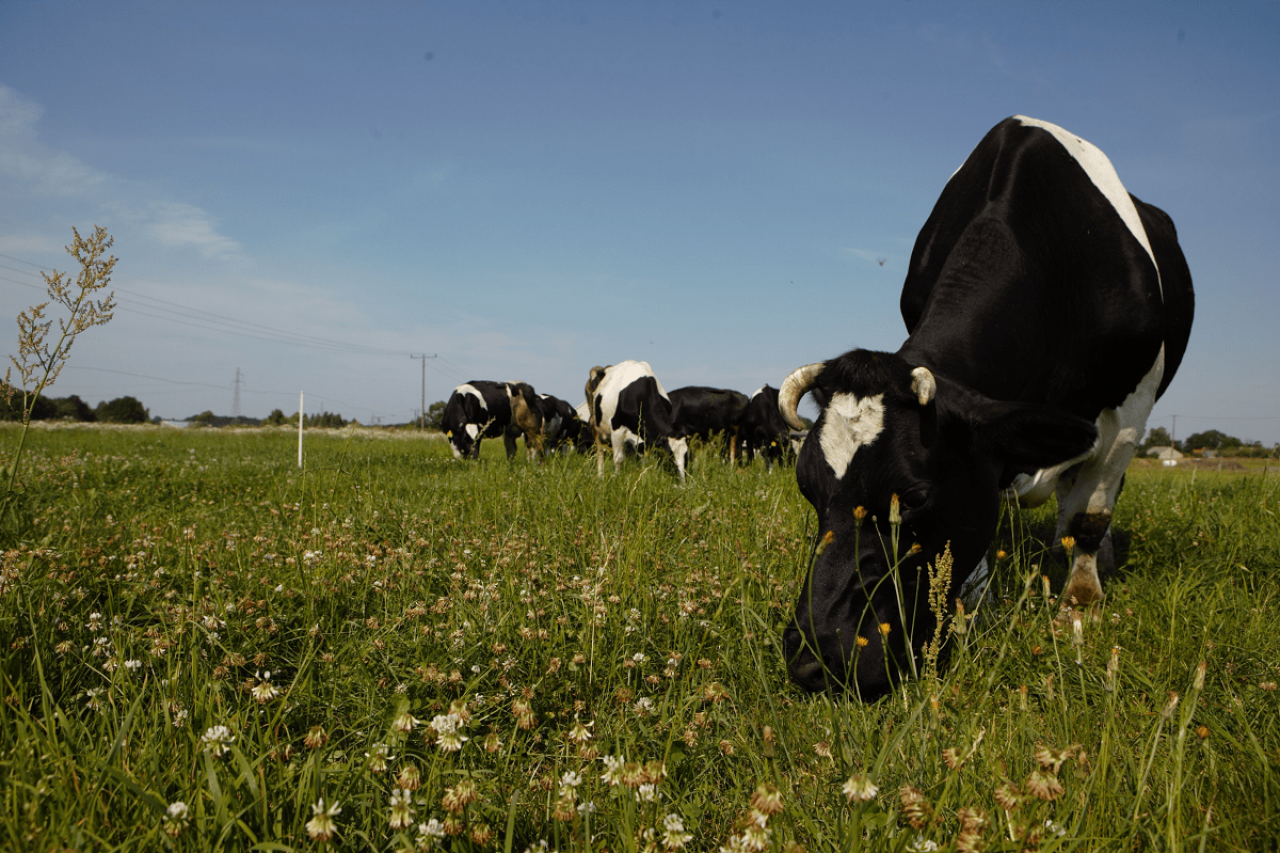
[779,362,825,430]
[910,366,936,406]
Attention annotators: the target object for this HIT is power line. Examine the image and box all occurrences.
[0,255,464,363]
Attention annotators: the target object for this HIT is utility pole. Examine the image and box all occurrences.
[232,368,243,418]
[410,354,437,429]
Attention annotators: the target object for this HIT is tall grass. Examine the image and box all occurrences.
[0,424,1277,851]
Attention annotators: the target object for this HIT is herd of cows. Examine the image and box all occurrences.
[440,366,801,481]
[446,117,1196,699]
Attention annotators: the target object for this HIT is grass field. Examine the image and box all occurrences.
[1,423,1277,852]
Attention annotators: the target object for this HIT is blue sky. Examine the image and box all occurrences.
[1,2,1277,443]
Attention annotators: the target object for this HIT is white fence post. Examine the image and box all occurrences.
[298,391,304,469]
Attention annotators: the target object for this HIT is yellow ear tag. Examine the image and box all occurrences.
[446,431,452,437]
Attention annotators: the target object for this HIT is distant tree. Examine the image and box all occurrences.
[53,394,95,422]
[1142,425,1173,452]
[305,411,347,428]
[262,408,289,426]
[95,395,149,424]
[1181,429,1238,453]
[189,410,217,426]
[425,400,447,431]
[0,385,54,421]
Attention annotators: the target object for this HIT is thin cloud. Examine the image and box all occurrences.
[144,202,241,258]
[0,84,240,258]
[0,85,110,196]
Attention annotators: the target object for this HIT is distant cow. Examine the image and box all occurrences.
[669,386,749,464]
[442,380,545,460]
[737,384,800,471]
[778,116,1194,697]
[586,360,690,481]
[540,394,585,454]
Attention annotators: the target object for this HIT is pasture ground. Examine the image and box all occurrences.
[1,423,1277,852]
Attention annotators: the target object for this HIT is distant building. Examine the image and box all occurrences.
[1147,446,1184,466]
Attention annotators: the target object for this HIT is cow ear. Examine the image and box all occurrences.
[969,402,1098,470]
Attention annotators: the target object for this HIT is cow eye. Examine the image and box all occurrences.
[900,487,929,510]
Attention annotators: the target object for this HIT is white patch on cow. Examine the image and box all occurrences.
[1013,343,1165,527]
[819,392,885,480]
[751,386,766,400]
[464,423,480,441]
[1014,116,1160,293]
[455,383,488,412]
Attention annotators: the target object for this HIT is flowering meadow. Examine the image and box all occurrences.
[1,423,1277,851]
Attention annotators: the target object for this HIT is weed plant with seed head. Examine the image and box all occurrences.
[0,428,1277,849]
[3,226,116,521]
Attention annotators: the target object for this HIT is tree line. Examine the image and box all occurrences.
[1141,425,1277,458]
[0,387,150,424]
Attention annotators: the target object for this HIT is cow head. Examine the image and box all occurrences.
[778,350,1096,697]
[445,422,481,459]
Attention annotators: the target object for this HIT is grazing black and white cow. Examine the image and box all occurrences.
[540,394,585,454]
[669,386,750,464]
[586,360,690,481]
[778,116,1194,697]
[737,385,802,471]
[442,380,545,461]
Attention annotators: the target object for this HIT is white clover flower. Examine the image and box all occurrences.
[84,687,106,712]
[202,725,235,756]
[418,818,446,839]
[389,787,415,829]
[634,697,655,716]
[842,774,879,803]
[252,671,281,703]
[663,813,692,849]
[635,783,659,803]
[124,659,142,672]
[306,798,341,841]
[560,771,583,789]
[163,801,190,837]
[632,652,648,664]
[365,742,395,772]
[602,754,624,787]
[392,711,421,733]
[906,836,939,853]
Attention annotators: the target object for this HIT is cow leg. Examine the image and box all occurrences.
[610,429,629,472]
[595,436,605,477]
[1057,347,1163,606]
[525,428,544,463]
[504,427,519,460]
